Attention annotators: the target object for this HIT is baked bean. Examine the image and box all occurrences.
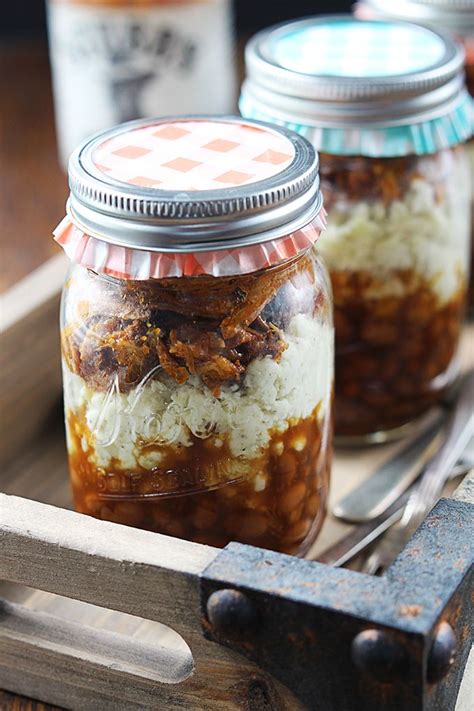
[218,485,238,500]
[331,269,465,438]
[361,321,399,346]
[291,435,307,452]
[151,507,172,527]
[112,502,145,527]
[271,441,284,456]
[192,506,218,530]
[285,518,313,544]
[362,388,394,408]
[406,293,434,324]
[163,519,186,538]
[68,407,330,556]
[85,494,101,514]
[287,502,305,524]
[279,481,306,515]
[305,493,321,517]
[275,451,297,478]
[371,298,400,318]
[240,511,269,539]
[334,311,353,343]
[349,353,379,378]
[340,381,361,399]
[104,473,125,493]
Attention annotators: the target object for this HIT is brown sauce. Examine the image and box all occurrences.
[68,405,331,555]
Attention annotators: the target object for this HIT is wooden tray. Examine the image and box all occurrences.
[1,256,473,710]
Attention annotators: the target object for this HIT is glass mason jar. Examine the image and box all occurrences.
[240,16,472,442]
[354,2,474,309]
[46,0,235,167]
[320,148,469,438]
[55,116,334,555]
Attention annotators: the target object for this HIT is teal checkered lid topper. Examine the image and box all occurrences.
[241,16,472,157]
[269,17,446,78]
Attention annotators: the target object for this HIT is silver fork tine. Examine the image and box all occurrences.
[361,372,474,576]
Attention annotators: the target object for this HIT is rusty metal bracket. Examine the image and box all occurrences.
[201,497,473,711]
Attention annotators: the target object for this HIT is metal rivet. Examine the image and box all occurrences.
[427,621,457,683]
[206,589,259,639]
[351,629,407,682]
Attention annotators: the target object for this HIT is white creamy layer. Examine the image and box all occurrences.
[64,313,334,470]
[319,159,471,303]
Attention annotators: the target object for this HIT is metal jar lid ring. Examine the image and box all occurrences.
[67,115,323,253]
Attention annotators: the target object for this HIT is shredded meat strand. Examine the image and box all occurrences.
[63,255,311,392]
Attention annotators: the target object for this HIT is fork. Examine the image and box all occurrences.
[362,371,474,576]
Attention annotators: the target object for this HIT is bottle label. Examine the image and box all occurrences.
[47,1,235,166]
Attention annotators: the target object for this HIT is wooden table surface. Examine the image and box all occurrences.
[0,38,65,711]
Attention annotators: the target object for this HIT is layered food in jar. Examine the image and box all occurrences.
[62,253,333,554]
[353,2,474,309]
[55,116,333,554]
[240,16,472,440]
[319,148,470,438]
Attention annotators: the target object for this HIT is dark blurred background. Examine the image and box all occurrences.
[1,1,353,37]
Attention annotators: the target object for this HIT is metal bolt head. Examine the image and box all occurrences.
[351,629,407,683]
[427,621,457,683]
[206,589,259,639]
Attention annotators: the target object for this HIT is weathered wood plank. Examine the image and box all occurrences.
[0,494,216,638]
[0,497,303,709]
[0,254,67,469]
[0,599,192,684]
[0,600,203,710]
[0,586,301,710]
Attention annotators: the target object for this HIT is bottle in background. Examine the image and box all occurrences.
[46,0,236,168]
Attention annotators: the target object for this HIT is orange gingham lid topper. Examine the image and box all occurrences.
[54,116,325,279]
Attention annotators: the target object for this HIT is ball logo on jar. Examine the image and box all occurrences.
[90,365,218,448]
[94,461,244,499]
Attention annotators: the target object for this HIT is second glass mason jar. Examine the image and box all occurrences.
[354,1,474,310]
[55,116,334,555]
[241,16,472,442]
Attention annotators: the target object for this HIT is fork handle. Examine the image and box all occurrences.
[401,371,474,527]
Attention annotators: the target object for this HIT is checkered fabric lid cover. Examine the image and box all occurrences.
[54,117,325,279]
[241,16,472,157]
[267,18,447,78]
[92,120,295,190]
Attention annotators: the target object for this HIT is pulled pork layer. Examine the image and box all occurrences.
[62,256,312,394]
[319,152,453,210]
